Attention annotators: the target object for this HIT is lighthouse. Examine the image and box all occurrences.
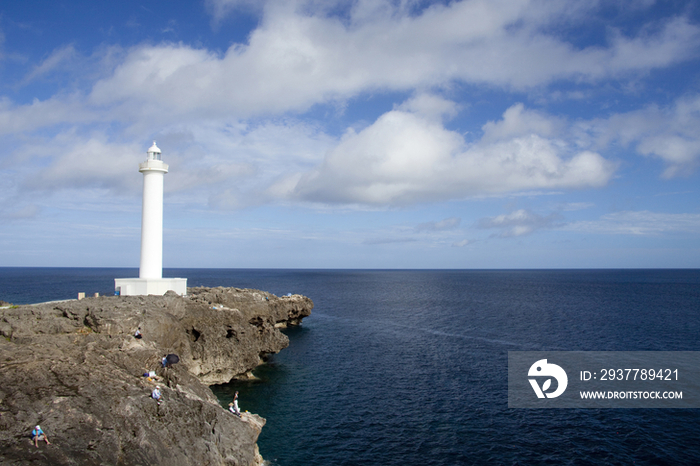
[139,141,167,279]
[115,142,187,296]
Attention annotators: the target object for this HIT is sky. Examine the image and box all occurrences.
[1,0,699,269]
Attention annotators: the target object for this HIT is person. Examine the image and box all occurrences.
[228,391,241,417]
[164,354,179,368]
[134,328,142,339]
[32,425,50,447]
[152,386,162,405]
[161,356,167,368]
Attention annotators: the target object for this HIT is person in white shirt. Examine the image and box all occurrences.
[228,392,241,417]
[152,386,162,405]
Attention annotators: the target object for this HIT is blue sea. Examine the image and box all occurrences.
[2,268,700,465]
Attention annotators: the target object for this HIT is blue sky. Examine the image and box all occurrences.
[1,0,699,268]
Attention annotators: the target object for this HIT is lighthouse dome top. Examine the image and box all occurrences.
[147,141,162,161]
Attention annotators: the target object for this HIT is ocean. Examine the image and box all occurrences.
[2,268,699,465]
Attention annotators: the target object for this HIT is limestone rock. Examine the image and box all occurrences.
[0,287,312,466]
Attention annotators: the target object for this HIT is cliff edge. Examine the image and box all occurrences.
[0,287,313,466]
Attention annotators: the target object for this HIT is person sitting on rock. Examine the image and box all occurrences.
[134,328,142,339]
[163,354,179,368]
[228,392,241,417]
[152,386,162,405]
[31,425,50,447]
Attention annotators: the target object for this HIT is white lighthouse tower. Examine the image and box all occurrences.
[115,142,187,296]
[139,141,167,280]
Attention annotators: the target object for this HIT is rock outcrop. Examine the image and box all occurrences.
[0,287,312,466]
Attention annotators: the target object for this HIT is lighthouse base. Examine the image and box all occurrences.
[114,278,187,296]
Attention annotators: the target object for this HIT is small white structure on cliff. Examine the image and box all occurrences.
[115,142,187,296]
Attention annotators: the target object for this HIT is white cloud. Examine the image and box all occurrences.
[0,111,336,209]
[481,103,563,143]
[477,208,562,237]
[22,45,77,84]
[416,217,462,232]
[0,95,93,136]
[583,94,700,177]
[363,237,418,245]
[558,202,595,211]
[0,0,695,215]
[4,204,40,220]
[28,136,143,193]
[397,93,460,122]
[564,211,700,235]
[167,118,333,208]
[608,16,700,71]
[292,102,615,205]
[205,0,264,24]
[72,0,700,129]
[452,239,471,247]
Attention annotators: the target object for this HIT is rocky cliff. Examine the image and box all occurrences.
[0,287,313,466]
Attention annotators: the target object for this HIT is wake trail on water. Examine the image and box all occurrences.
[310,312,554,350]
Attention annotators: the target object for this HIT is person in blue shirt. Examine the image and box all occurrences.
[32,425,50,447]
